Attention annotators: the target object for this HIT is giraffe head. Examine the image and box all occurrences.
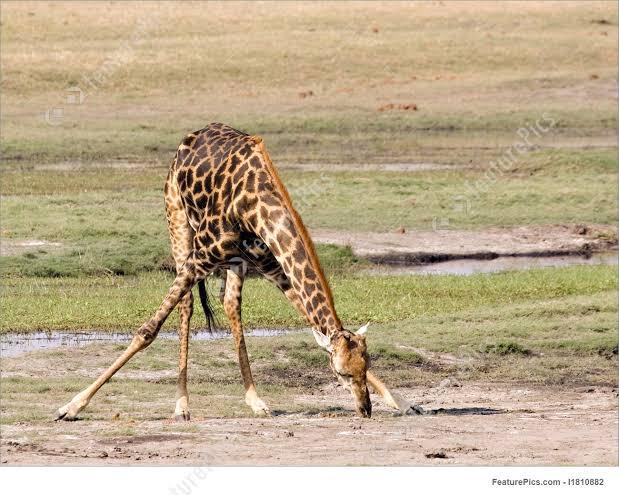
[313,324,372,417]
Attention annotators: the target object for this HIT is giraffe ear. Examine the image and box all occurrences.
[356,323,369,336]
[312,329,333,353]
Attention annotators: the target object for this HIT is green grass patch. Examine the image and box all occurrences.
[0,265,615,333]
[484,342,532,356]
[1,147,615,279]
[369,344,426,366]
[376,290,618,356]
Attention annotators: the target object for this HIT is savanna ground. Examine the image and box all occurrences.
[0,1,617,465]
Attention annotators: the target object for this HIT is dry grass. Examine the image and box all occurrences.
[1,1,617,164]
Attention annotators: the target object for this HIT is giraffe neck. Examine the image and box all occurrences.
[249,139,343,337]
[289,254,343,337]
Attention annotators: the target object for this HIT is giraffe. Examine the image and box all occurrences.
[56,123,416,421]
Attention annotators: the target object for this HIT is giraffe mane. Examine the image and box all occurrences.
[251,136,342,330]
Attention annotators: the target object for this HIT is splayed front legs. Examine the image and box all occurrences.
[55,260,198,421]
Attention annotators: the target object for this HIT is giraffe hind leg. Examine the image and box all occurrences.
[166,171,195,421]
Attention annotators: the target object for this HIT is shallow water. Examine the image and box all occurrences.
[363,252,617,276]
[0,328,292,358]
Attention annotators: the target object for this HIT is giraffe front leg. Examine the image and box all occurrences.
[55,334,148,421]
[55,259,197,421]
[223,268,270,416]
[366,371,424,415]
[174,291,193,421]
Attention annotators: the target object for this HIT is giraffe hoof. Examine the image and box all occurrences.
[55,412,78,421]
[55,400,85,421]
[174,398,190,421]
[174,411,191,422]
[251,399,271,417]
[245,397,271,416]
[253,407,271,417]
[55,410,70,421]
[387,392,423,416]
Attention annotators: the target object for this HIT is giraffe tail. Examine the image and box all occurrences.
[197,280,216,332]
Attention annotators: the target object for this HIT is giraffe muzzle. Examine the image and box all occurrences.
[355,387,372,418]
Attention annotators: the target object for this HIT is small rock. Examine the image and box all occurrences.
[99,451,108,458]
[394,226,406,234]
[573,224,588,235]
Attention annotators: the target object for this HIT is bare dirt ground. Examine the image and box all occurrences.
[312,224,618,263]
[4,224,615,261]
[1,383,616,466]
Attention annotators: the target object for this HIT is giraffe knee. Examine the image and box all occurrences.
[136,322,159,347]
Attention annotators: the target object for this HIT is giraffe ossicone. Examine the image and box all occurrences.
[312,329,332,352]
[356,323,369,335]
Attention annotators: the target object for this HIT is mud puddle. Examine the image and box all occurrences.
[0,239,63,256]
[0,328,293,358]
[363,251,617,276]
